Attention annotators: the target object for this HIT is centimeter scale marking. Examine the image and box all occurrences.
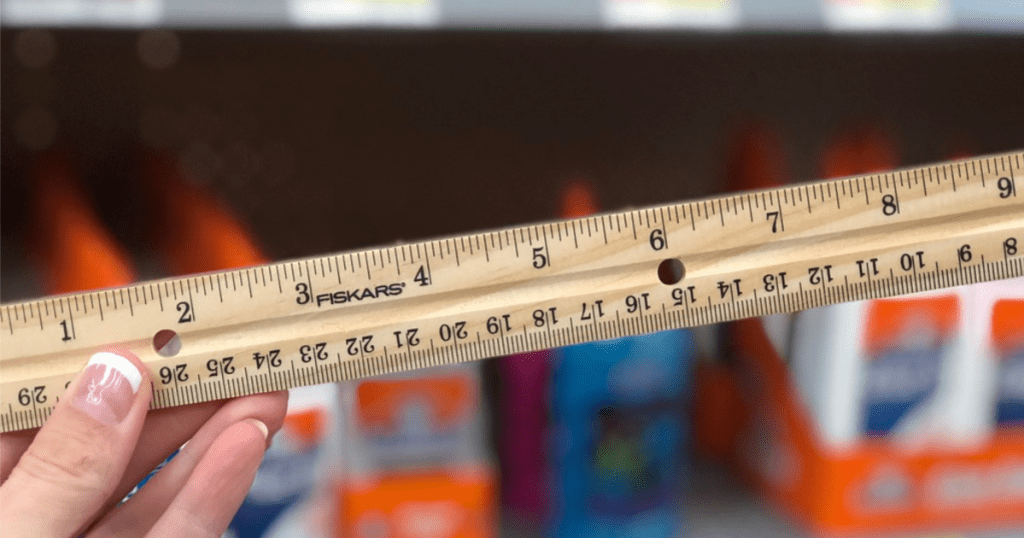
[2,152,1023,432]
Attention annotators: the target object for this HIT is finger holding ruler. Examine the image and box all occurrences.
[2,152,1023,432]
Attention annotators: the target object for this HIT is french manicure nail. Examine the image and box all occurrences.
[73,351,142,424]
[246,419,269,440]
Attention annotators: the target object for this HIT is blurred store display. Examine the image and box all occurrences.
[711,131,1024,536]
[821,0,952,31]
[601,0,741,29]
[288,0,440,27]
[2,0,1023,30]
[3,22,1023,538]
[8,130,1024,538]
[2,0,162,27]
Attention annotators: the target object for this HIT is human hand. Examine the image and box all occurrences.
[0,349,289,537]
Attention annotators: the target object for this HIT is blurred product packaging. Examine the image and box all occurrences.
[791,128,970,451]
[497,179,599,533]
[541,180,696,538]
[550,331,695,538]
[982,284,1024,429]
[141,151,269,274]
[791,292,972,449]
[335,364,497,538]
[498,348,552,530]
[28,150,137,294]
[230,384,343,538]
[715,132,1024,534]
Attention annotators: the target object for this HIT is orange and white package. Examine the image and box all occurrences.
[232,384,344,538]
[790,290,973,452]
[338,469,496,538]
[336,365,496,538]
[724,138,1024,533]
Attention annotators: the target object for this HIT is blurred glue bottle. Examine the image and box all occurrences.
[548,180,695,538]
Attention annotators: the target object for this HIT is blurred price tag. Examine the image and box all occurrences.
[602,0,740,29]
[822,0,952,31]
[1,0,162,27]
[288,0,440,27]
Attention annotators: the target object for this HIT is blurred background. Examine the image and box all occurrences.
[2,1,1024,537]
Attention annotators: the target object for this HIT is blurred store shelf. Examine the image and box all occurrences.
[2,0,1023,31]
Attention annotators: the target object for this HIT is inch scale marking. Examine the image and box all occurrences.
[2,152,1023,432]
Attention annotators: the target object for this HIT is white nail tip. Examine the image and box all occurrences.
[88,352,142,393]
[249,419,269,439]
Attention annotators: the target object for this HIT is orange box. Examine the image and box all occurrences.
[714,318,1024,536]
[30,151,136,294]
[337,469,496,538]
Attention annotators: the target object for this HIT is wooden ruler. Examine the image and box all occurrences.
[2,152,1023,433]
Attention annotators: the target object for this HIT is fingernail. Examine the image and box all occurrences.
[245,419,269,440]
[73,351,142,424]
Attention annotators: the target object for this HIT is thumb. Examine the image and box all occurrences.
[0,350,152,538]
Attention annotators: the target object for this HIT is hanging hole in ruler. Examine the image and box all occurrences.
[153,329,182,357]
[657,258,685,285]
